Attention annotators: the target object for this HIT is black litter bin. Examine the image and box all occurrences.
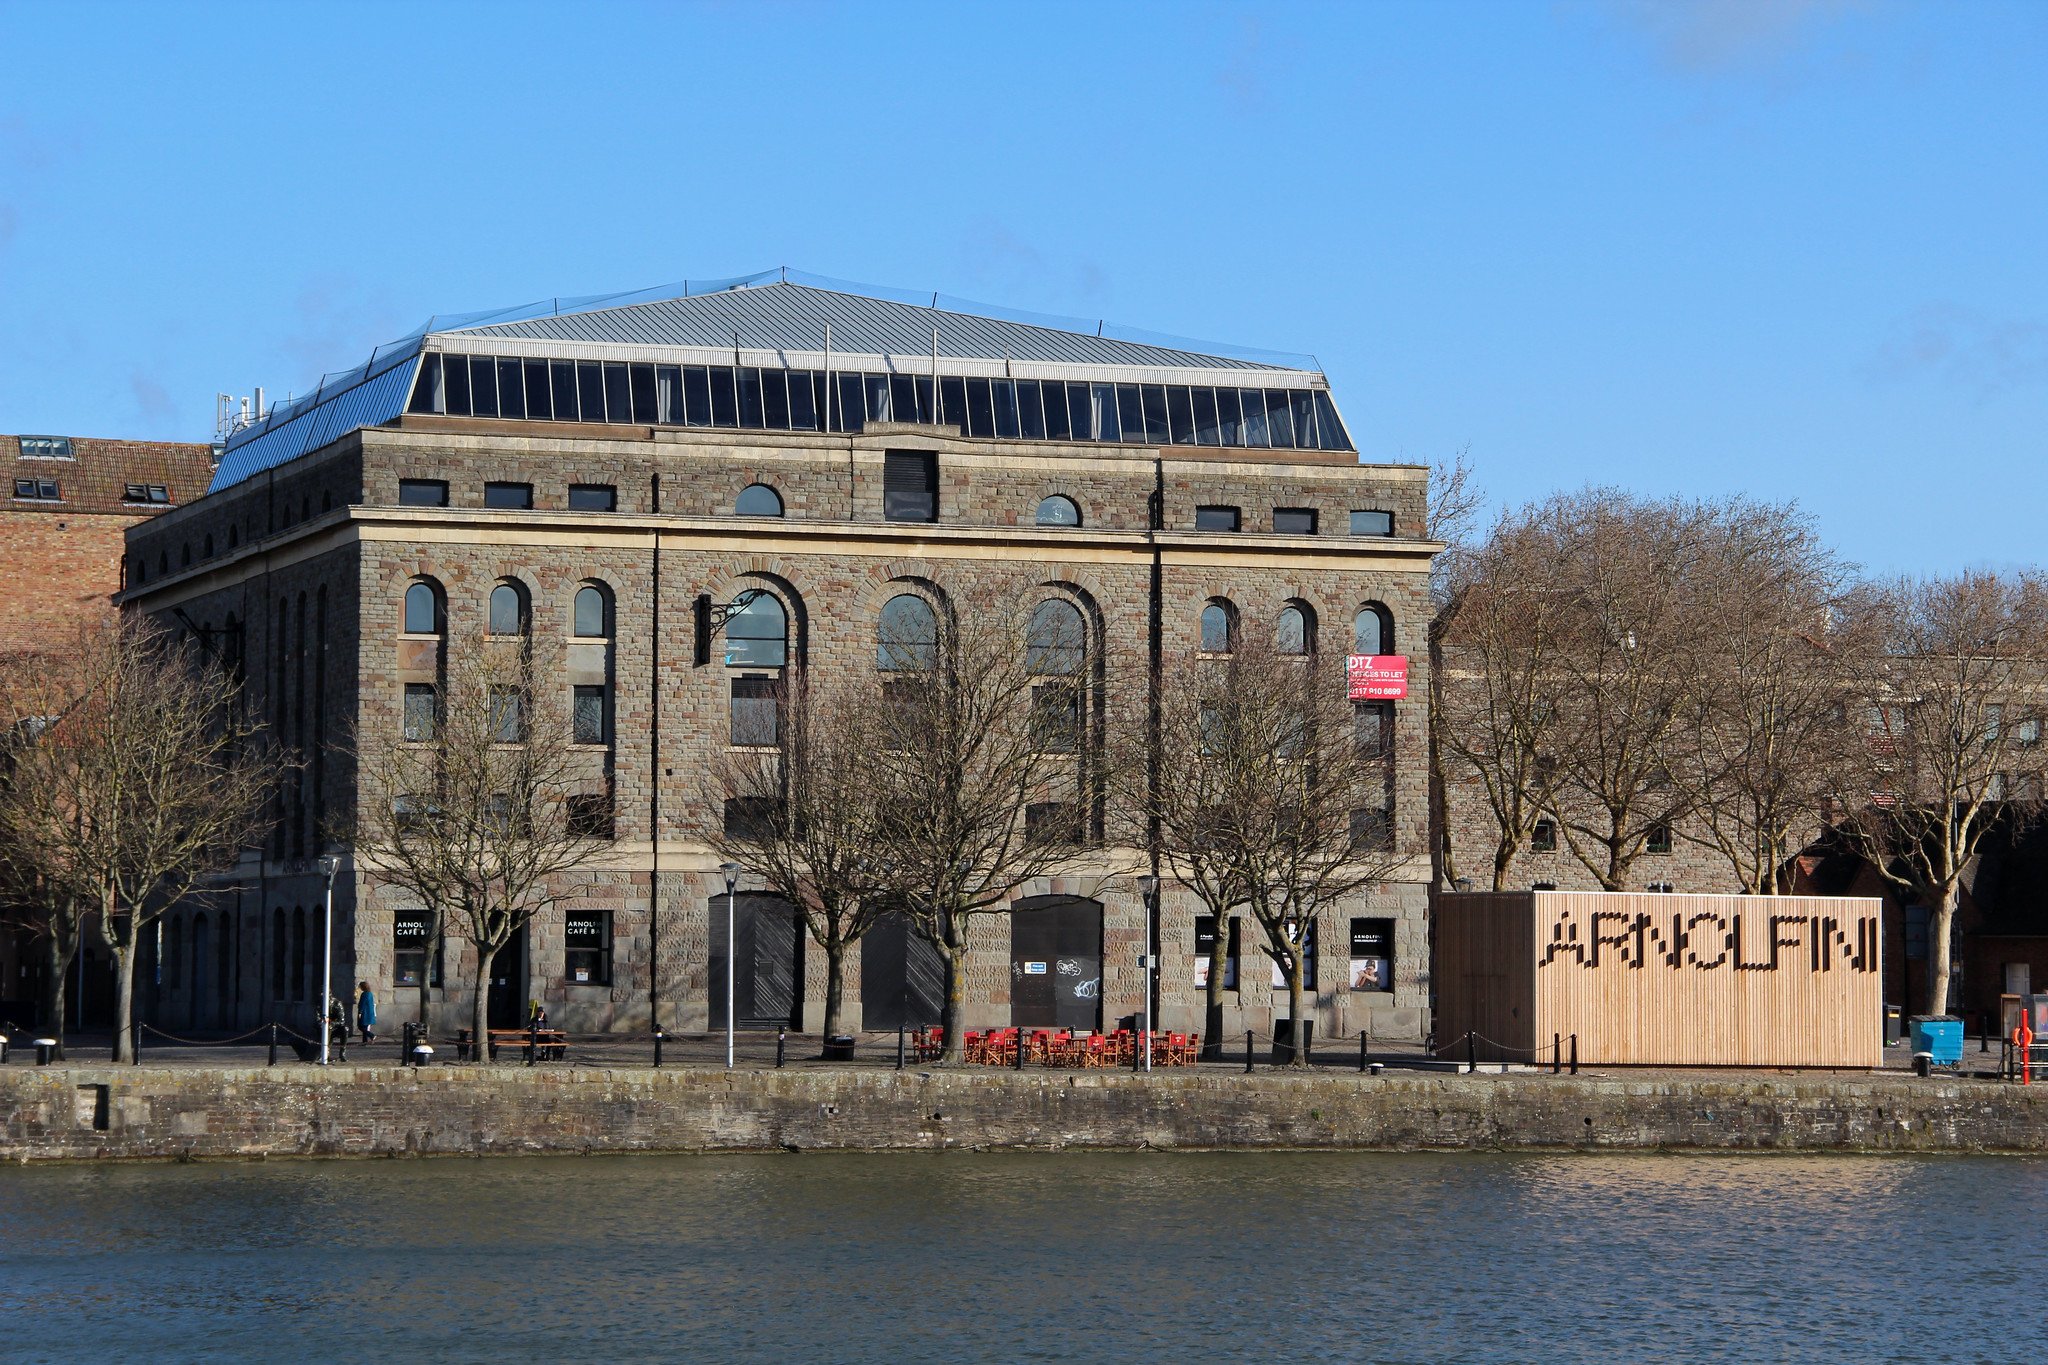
[822,1035,858,1061]
[1883,1004,1904,1047]
[1271,1019,1314,1065]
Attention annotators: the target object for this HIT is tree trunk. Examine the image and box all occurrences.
[1199,919,1228,1061]
[938,914,965,1065]
[42,925,75,1060]
[821,935,846,1041]
[1926,884,1959,1018]
[1285,952,1308,1068]
[1491,839,1518,893]
[110,944,136,1063]
[472,941,497,1061]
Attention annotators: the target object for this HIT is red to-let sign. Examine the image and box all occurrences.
[1347,654,1408,700]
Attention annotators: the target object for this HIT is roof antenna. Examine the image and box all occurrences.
[931,291,938,309]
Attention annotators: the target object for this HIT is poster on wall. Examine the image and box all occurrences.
[1350,918,1394,991]
[1347,655,1408,700]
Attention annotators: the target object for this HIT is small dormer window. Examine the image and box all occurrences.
[14,478,60,500]
[124,483,171,504]
[19,436,72,459]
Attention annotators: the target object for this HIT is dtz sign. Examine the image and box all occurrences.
[1540,907,1879,973]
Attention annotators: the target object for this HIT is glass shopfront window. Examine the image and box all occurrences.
[394,909,441,988]
[565,910,613,986]
[1349,917,1394,993]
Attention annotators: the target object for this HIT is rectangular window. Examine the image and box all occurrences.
[568,792,615,840]
[550,360,579,421]
[483,482,532,510]
[1194,915,1240,990]
[991,378,1019,438]
[523,359,552,420]
[887,374,916,426]
[1313,391,1352,451]
[1239,390,1271,446]
[763,369,792,429]
[602,363,631,424]
[1166,386,1196,445]
[402,684,438,742]
[1351,509,1395,536]
[567,483,616,512]
[655,363,683,425]
[1140,385,1171,444]
[1349,917,1394,993]
[629,363,658,424]
[1532,818,1558,853]
[938,376,967,432]
[393,909,440,988]
[564,910,613,985]
[1646,823,1674,855]
[1355,701,1393,758]
[496,358,526,420]
[736,368,765,428]
[730,676,781,747]
[147,484,170,503]
[398,479,448,508]
[837,373,866,433]
[787,370,818,430]
[1016,380,1046,439]
[1194,505,1241,532]
[1031,683,1081,753]
[1024,801,1081,846]
[1264,389,1298,447]
[964,377,995,437]
[469,356,500,418]
[1287,391,1316,449]
[1040,381,1071,440]
[13,478,58,500]
[709,367,739,427]
[572,685,609,745]
[683,366,713,426]
[1350,804,1393,853]
[1273,507,1318,535]
[883,450,938,522]
[1190,388,1222,446]
[577,361,608,422]
[488,685,526,743]
[18,435,72,459]
[724,796,778,841]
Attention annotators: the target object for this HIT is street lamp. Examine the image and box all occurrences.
[719,862,740,1069]
[1136,874,1158,1072]
[315,854,341,1065]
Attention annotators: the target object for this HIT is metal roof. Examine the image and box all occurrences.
[448,278,1306,375]
[209,269,1335,494]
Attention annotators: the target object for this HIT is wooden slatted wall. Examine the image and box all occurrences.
[1431,893,1536,1064]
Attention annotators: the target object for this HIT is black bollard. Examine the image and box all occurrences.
[1244,1030,1254,1074]
[1553,1032,1562,1075]
[268,1023,278,1067]
[777,1028,787,1069]
[897,1018,906,1071]
[1358,1031,1369,1073]
[1569,1034,1579,1076]
[1982,1015,1991,1054]
[654,1027,664,1069]
[133,1020,142,1066]
[1466,1031,1476,1075]
[1014,1027,1026,1071]
[526,1017,538,1067]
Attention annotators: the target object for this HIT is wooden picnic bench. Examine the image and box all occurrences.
[486,1027,568,1061]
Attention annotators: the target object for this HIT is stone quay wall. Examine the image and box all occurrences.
[6,1067,2048,1162]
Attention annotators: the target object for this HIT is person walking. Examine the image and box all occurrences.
[356,980,377,1045]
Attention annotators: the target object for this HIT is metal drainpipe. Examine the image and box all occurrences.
[648,470,662,1032]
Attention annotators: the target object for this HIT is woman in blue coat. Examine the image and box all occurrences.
[356,981,377,1045]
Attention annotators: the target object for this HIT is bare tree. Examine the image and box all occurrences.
[1836,571,2048,1016]
[0,618,279,1061]
[706,668,892,1039]
[1431,511,1572,890]
[863,580,1116,1063]
[1144,634,1406,1065]
[349,636,609,1045]
[0,650,95,1051]
[1668,502,1872,894]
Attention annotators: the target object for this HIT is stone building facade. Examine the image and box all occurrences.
[118,278,1438,1044]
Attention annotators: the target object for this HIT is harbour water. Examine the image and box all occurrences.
[3,1151,2043,1362]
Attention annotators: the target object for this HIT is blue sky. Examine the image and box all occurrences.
[1,0,2041,576]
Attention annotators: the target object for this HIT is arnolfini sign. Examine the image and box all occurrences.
[1347,654,1407,700]
[1434,891,1884,1068]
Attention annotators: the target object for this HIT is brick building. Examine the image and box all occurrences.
[119,272,1439,1042]
[1,432,216,1029]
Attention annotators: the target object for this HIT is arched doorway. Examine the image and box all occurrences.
[1010,896,1103,1031]
[710,892,803,1030]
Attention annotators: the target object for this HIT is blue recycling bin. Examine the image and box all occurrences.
[1909,1017,1963,1065]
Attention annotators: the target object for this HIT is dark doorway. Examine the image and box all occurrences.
[861,911,944,1032]
[710,894,804,1030]
[1010,897,1103,1031]
[486,924,529,1029]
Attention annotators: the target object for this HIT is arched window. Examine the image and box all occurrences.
[1026,600,1086,675]
[1035,495,1081,527]
[878,593,939,670]
[402,580,442,635]
[1276,602,1315,656]
[573,584,611,638]
[489,580,529,636]
[1354,603,1392,656]
[1200,599,1236,653]
[735,484,784,517]
[726,590,788,667]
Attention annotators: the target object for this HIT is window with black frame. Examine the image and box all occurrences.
[565,910,613,986]
[1349,917,1394,993]
[1194,914,1240,990]
[394,910,441,988]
